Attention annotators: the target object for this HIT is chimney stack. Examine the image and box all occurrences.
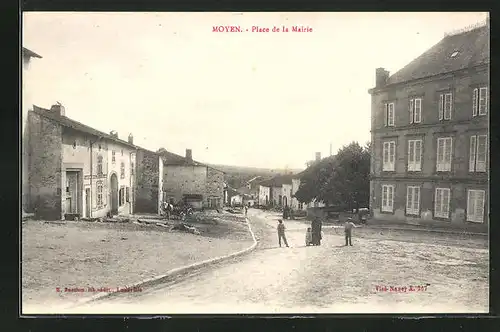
[49,103,65,117]
[375,68,390,88]
[315,152,321,162]
[128,133,134,144]
[186,149,193,163]
[110,130,118,138]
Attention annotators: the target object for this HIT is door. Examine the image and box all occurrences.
[66,171,79,214]
[110,173,118,215]
[85,188,91,218]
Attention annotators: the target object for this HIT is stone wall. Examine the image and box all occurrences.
[206,167,224,208]
[162,164,207,204]
[27,111,63,220]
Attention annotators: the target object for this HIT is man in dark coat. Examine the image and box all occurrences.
[311,217,323,245]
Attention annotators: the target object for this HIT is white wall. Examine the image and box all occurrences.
[258,185,270,206]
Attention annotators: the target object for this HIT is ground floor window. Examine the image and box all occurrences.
[434,187,450,219]
[381,184,394,212]
[119,187,126,206]
[406,186,420,216]
[467,189,485,223]
[96,181,103,208]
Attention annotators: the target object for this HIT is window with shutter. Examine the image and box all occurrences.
[381,185,394,212]
[384,103,388,126]
[387,103,395,126]
[406,186,420,216]
[408,140,415,169]
[383,141,395,171]
[406,187,413,212]
[479,87,488,115]
[476,135,487,172]
[444,93,452,120]
[436,137,452,172]
[435,188,450,219]
[443,138,452,170]
[472,88,478,116]
[469,136,477,172]
[408,139,422,171]
[467,189,485,223]
[413,187,420,212]
[414,140,422,171]
[436,138,445,171]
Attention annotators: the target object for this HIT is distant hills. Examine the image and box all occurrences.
[207,164,303,189]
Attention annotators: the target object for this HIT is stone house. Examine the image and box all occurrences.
[368,21,489,231]
[258,174,296,207]
[26,104,137,220]
[22,47,42,214]
[258,185,270,206]
[134,147,164,215]
[159,149,225,209]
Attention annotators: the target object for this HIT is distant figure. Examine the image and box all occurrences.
[311,217,322,245]
[244,205,248,217]
[305,227,313,246]
[277,219,289,248]
[344,217,357,246]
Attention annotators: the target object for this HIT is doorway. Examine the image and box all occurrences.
[283,196,288,207]
[85,188,91,218]
[110,173,118,215]
[65,171,80,214]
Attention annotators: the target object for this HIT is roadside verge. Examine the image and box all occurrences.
[68,217,258,309]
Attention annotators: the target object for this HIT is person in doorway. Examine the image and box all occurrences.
[344,217,357,246]
[277,219,289,247]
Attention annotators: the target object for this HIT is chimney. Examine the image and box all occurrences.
[375,68,390,87]
[49,103,65,116]
[110,130,118,138]
[185,149,193,163]
[315,152,321,162]
[128,133,134,144]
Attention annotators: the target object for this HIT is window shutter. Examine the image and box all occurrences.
[439,94,444,120]
[384,103,388,126]
[436,139,444,171]
[467,190,475,222]
[383,142,388,165]
[414,99,421,123]
[444,93,452,119]
[409,99,414,124]
[442,189,450,216]
[479,87,488,115]
[388,186,393,209]
[389,142,395,165]
[406,186,413,212]
[444,138,452,170]
[388,104,394,126]
[382,186,387,208]
[415,140,422,170]
[414,187,420,212]
[469,136,477,172]
[435,189,441,215]
[476,135,487,172]
[476,191,485,222]
[472,88,478,116]
[408,140,414,164]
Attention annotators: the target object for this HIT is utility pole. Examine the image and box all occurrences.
[330,142,332,156]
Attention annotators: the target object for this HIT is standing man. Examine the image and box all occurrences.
[344,217,357,246]
[244,205,248,217]
[277,219,289,247]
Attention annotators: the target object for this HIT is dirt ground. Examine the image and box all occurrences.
[21,212,253,310]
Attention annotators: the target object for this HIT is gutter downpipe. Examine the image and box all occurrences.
[89,136,103,219]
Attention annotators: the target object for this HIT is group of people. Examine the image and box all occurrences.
[277,216,358,248]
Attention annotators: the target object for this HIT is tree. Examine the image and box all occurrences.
[294,156,335,204]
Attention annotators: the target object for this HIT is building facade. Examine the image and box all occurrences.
[135,147,163,214]
[22,47,42,214]
[368,22,489,231]
[26,105,137,220]
[258,185,270,206]
[160,149,224,209]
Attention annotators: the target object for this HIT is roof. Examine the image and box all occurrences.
[22,47,42,59]
[259,174,295,187]
[32,105,137,149]
[157,149,225,173]
[385,23,489,86]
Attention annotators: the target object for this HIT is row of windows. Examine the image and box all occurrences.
[381,184,486,223]
[382,134,488,173]
[383,86,488,127]
[96,182,131,208]
[95,155,134,177]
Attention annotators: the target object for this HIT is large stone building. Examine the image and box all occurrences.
[26,105,138,220]
[134,147,163,214]
[22,47,42,214]
[159,149,225,209]
[368,21,489,231]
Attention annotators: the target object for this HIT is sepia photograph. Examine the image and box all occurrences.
[21,11,489,315]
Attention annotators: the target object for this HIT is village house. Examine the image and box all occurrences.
[26,104,137,220]
[158,148,225,209]
[368,20,489,231]
[134,147,164,215]
[22,47,42,215]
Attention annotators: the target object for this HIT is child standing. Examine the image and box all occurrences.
[277,219,289,247]
[344,217,357,246]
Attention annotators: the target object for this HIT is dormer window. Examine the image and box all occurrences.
[450,51,459,58]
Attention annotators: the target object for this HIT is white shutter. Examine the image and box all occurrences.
[435,188,442,216]
[439,94,444,120]
[467,190,475,222]
[444,93,452,120]
[388,186,394,210]
[442,189,450,216]
[472,88,478,116]
[415,140,422,171]
[469,136,477,172]
[436,138,444,171]
[383,142,388,169]
[389,142,395,170]
[408,140,414,171]
[476,135,487,172]
[382,186,388,210]
[414,187,420,213]
[414,98,421,123]
[475,190,485,223]
[384,103,388,126]
[406,186,413,212]
[409,99,414,124]
[388,103,394,126]
[479,87,488,115]
[444,138,452,171]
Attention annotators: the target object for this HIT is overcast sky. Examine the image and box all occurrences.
[22,12,488,169]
